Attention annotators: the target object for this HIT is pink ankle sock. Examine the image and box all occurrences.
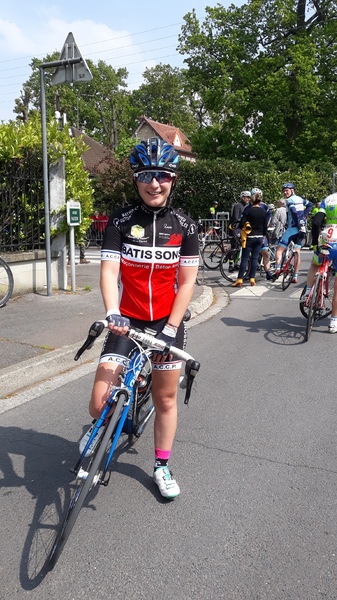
[155,448,171,461]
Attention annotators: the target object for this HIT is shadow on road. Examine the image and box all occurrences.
[0,425,157,590]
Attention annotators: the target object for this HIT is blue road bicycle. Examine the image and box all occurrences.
[48,321,200,569]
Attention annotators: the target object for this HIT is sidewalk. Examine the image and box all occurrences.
[0,259,214,398]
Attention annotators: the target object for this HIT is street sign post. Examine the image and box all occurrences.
[67,201,82,292]
[40,32,92,296]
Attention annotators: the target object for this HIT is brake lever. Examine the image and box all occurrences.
[180,359,200,405]
[74,320,106,361]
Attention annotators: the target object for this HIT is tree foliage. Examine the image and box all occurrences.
[0,114,93,241]
[14,55,131,150]
[130,64,199,138]
[178,0,337,164]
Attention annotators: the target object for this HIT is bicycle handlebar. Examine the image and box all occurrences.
[74,320,200,404]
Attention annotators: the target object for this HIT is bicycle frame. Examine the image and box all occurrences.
[73,342,151,482]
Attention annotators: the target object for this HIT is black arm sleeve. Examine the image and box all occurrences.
[311,211,326,246]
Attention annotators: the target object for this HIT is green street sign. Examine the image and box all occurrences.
[67,200,81,226]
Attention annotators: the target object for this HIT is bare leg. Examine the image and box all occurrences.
[332,277,337,318]
[151,369,181,451]
[89,362,122,419]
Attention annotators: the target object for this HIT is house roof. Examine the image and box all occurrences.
[70,127,113,174]
[135,116,195,158]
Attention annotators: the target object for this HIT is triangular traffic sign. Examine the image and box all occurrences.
[50,32,92,85]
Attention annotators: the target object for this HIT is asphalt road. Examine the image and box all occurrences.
[1,251,337,599]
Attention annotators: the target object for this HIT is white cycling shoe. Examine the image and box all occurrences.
[153,466,180,499]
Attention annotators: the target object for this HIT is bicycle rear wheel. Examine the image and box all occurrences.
[202,241,222,270]
[0,257,14,308]
[127,374,153,445]
[48,393,126,569]
[282,252,297,290]
[305,276,321,342]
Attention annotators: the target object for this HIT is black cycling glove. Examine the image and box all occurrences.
[106,312,130,328]
[156,324,177,355]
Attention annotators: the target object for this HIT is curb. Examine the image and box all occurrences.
[0,286,215,399]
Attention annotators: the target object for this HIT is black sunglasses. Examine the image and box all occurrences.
[134,171,175,184]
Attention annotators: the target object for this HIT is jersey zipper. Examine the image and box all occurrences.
[148,212,156,320]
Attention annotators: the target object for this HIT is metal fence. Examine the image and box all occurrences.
[198,218,229,241]
[0,158,45,253]
[84,217,109,247]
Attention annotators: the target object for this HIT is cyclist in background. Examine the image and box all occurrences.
[303,192,337,333]
[79,138,199,498]
[274,183,313,283]
[202,201,219,242]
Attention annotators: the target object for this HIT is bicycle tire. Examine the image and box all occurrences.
[48,393,126,569]
[305,276,321,342]
[281,252,297,290]
[219,249,237,282]
[0,257,14,308]
[127,376,153,445]
[196,250,205,285]
[202,241,222,270]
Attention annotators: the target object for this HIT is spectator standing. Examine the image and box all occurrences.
[232,190,269,287]
[270,198,287,244]
[228,191,251,272]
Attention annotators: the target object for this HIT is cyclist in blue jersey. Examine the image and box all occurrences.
[274,183,313,283]
[303,192,337,333]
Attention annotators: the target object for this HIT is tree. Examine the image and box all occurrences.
[178,1,337,164]
[130,64,199,138]
[14,55,131,150]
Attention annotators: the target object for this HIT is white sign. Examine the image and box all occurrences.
[67,200,81,226]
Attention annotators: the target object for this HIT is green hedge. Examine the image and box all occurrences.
[174,158,336,218]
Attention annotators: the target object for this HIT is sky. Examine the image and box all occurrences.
[0,1,243,123]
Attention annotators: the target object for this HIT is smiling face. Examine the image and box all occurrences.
[134,172,176,208]
[283,187,294,198]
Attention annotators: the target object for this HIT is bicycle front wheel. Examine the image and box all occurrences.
[305,276,321,342]
[202,241,222,270]
[220,249,237,282]
[48,394,126,569]
[0,257,14,308]
[300,266,334,320]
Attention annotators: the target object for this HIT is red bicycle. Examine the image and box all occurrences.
[299,245,335,341]
[272,240,298,290]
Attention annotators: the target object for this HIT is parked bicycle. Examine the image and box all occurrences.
[272,240,298,290]
[299,245,335,341]
[201,235,230,270]
[0,256,14,307]
[48,321,200,569]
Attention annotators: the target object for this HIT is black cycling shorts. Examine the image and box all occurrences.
[100,315,187,371]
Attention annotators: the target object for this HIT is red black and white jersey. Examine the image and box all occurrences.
[101,203,199,321]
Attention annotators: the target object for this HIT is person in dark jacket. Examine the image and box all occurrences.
[228,191,251,272]
[232,190,269,287]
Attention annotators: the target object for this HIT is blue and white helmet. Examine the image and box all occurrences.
[130,138,179,173]
[251,187,263,196]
